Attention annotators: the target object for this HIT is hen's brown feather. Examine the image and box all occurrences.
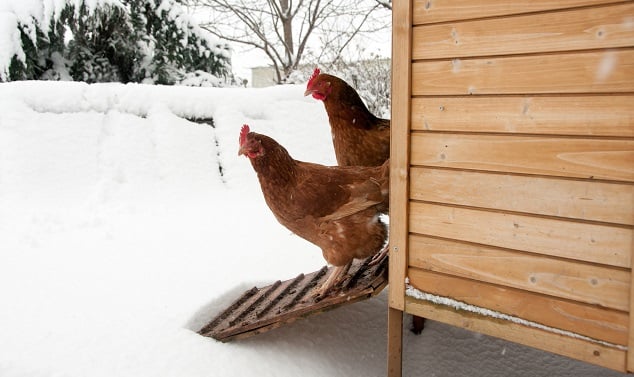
[242,130,389,268]
[307,72,390,167]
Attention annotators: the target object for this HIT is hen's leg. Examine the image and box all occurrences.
[313,262,351,299]
[369,243,389,266]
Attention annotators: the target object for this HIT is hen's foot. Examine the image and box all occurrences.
[368,243,389,266]
[312,263,351,301]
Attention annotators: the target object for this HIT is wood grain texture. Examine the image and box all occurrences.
[405,296,627,372]
[411,95,634,137]
[408,235,630,311]
[413,0,621,25]
[388,0,412,313]
[410,167,634,225]
[412,50,634,95]
[402,1,634,371]
[413,3,634,59]
[629,220,634,371]
[408,267,628,345]
[409,202,632,268]
[387,307,403,377]
[410,133,634,181]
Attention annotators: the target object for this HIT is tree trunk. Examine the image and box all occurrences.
[278,0,294,80]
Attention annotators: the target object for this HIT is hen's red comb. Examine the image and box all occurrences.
[307,67,320,88]
[240,124,250,146]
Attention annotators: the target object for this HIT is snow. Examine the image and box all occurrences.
[0,0,231,84]
[405,283,627,351]
[0,0,124,79]
[0,81,626,377]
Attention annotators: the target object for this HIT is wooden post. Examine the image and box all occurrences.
[388,307,403,377]
[625,217,634,373]
[388,0,412,376]
[388,0,412,311]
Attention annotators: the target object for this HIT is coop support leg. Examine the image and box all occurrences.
[388,307,403,377]
[411,315,426,334]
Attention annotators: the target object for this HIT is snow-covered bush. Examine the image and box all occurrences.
[336,55,391,119]
[291,54,391,118]
[0,0,234,85]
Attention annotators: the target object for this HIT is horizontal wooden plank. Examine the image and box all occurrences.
[408,268,629,345]
[410,133,634,181]
[410,168,634,225]
[408,235,630,311]
[413,0,620,25]
[408,202,632,268]
[411,95,634,137]
[413,3,634,59]
[404,296,627,372]
[412,50,634,95]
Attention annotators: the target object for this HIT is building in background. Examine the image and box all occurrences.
[251,66,278,87]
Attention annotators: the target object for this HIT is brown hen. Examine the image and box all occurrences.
[304,68,390,167]
[238,124,389,299]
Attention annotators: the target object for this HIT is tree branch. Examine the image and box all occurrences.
[191,0,391,83]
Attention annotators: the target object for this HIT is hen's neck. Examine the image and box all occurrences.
[323,93,378,130]
[251,146,298,187]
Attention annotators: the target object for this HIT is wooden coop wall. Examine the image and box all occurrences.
[388,0,634,374]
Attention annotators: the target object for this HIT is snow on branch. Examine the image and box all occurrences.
[0,0,233,85]
[0,0,123,80]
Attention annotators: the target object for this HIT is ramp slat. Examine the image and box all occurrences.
[199,257,388,342]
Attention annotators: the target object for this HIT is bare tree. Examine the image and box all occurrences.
[186,0,390,83]
[375,0,391,10]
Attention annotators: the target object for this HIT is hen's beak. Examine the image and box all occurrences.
[304,88,314,97]
[238,144,247,156]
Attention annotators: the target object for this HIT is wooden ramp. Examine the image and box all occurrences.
[199,256,388,342]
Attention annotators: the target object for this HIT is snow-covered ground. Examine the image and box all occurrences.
[0,81,625,377]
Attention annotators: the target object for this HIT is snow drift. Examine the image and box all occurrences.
[0,81,624,377]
